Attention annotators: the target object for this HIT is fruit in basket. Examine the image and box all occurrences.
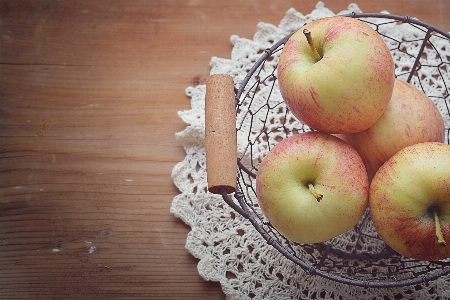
[256,132,369,244]
[277,16,395,134]
[338,79,445,181]
[370,142,450,261]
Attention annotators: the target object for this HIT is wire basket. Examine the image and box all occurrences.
[220,13,450,288]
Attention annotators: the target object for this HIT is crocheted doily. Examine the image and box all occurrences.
[171,2,450,299]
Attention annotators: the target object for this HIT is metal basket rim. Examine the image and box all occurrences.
[228,12,450,288]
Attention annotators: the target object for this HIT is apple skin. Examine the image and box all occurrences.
[338,79,445,181]
[277,16,395,134]
[256,132,369,244]
[370,142,450,261]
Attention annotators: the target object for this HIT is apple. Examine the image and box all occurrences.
[338,79,445,181]
[370,142,450,261]
[256,131,369,244]
[277,16,395,134]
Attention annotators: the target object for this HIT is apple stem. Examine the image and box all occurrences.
[308,183,323,202]
[303,29,322,61]
[433,210,447,247]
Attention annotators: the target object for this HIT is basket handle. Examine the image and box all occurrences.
[205,74,237,194]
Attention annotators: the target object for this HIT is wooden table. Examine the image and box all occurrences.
[1,1,449,298]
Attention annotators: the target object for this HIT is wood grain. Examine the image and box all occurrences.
[1,0,449,298]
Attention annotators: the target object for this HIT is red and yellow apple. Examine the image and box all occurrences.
[338,79,445,181]
[370,142,450,261]
[277,16,395,134]
[256,132,369,244]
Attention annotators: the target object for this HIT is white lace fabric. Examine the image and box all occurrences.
[171,2,450,299]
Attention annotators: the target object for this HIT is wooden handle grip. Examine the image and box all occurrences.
[205,74,237,194]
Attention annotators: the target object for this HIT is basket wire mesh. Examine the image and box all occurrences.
[220,13,450,288]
